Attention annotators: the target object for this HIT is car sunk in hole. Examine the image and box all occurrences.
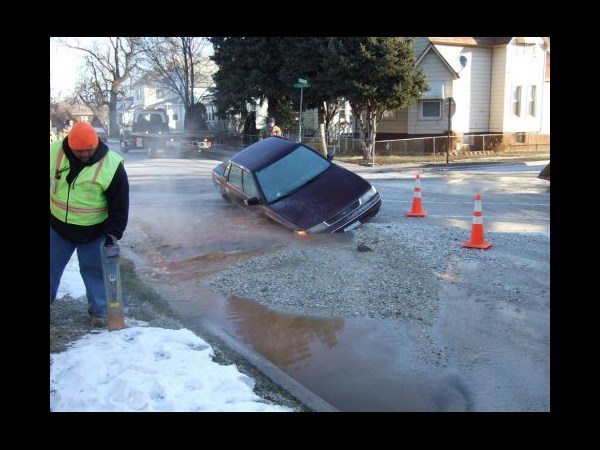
[211,136,382,233]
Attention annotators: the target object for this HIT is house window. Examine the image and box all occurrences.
[512,86,522,117]
[206,106,214,122]
[516,44,536,57]
[422,100,441,118]
[527,85,536,117]
[156,89,164,99]
[172,114,178,121]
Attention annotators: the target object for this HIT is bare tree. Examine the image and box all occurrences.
[54,37,144,138]
[140,37,215,131]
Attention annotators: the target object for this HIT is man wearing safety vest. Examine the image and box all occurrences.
[50,121,129,328]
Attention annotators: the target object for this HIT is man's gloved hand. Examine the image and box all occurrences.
[104,234,118,246]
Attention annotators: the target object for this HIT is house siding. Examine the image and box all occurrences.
[541,81,550,134]
[412,37,430,59]
[490,45,507,132]
[378,108,407,134]
[432,44,465,74]
[435,45,491,133]
[368,37,549,140]
[501,38,546,132]
[408,51,453,134]
[467,47,491,132]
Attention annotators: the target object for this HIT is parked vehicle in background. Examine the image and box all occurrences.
[538,162,550,181]
[211,136,382,234]
[119,107,213,158]
[93,126,108,141]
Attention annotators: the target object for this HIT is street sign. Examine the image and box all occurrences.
[294,82,311,88]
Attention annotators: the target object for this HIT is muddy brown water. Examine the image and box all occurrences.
[125,215,470,412]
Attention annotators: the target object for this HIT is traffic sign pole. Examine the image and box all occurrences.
[299,87,303,143]
[294,79,310,143]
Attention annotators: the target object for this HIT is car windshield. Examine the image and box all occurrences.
[255,145,331,204]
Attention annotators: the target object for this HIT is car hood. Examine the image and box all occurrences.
[267,165,372,229]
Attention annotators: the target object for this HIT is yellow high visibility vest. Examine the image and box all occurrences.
[50,140,124,226]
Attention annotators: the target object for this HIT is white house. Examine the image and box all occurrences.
[117,58,219,131]
[377,37,550,144]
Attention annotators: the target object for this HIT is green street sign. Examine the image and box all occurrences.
[293,82,311,88]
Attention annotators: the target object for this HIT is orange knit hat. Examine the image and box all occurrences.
[68,122,99,151]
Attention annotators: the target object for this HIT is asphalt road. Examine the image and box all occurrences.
[113,140,550,411]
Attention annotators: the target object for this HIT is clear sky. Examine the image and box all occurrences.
[50,37,97,98]
[51,252,293,412]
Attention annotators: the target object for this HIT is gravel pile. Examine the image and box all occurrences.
[207,221,550,325]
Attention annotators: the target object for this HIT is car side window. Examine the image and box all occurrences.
[228,164,243,190]
[242,171,259,198]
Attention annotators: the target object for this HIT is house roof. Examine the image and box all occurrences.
[416,44,460,78]
[428,37,513,47]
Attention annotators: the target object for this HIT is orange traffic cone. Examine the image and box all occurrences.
[406,174,427,217]
[462,194,493,249]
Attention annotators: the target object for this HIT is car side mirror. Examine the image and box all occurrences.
[244,197,261,206]
[327,148,335,161]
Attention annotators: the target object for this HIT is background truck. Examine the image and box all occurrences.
[119,107,213,158]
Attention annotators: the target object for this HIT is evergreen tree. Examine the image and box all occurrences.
[339,37,428,159]
[211,37,427,158]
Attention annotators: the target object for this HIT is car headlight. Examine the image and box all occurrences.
[358,186,377,205]
[307,186,377,233]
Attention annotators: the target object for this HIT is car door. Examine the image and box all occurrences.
[227,163,261,211]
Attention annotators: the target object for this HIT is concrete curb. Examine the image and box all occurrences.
[192,315,338,412]
[121,246,338,412]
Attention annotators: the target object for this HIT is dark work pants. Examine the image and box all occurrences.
[50,226,107,317]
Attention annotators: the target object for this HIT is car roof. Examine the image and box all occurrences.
[231,136,302,172]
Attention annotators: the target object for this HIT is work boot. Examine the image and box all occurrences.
[90,315,107,328]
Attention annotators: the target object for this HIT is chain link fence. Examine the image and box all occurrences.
[336,132,550,164]
[210,131,549,165]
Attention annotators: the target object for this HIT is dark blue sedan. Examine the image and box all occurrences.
[211,136,382,233]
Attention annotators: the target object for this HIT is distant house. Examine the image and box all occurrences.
[377,37,550,145]
[117,59,219,131]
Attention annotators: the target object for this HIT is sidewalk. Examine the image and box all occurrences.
[334,153,550,174]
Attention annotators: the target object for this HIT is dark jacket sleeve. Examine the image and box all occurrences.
[102,163,129,240]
